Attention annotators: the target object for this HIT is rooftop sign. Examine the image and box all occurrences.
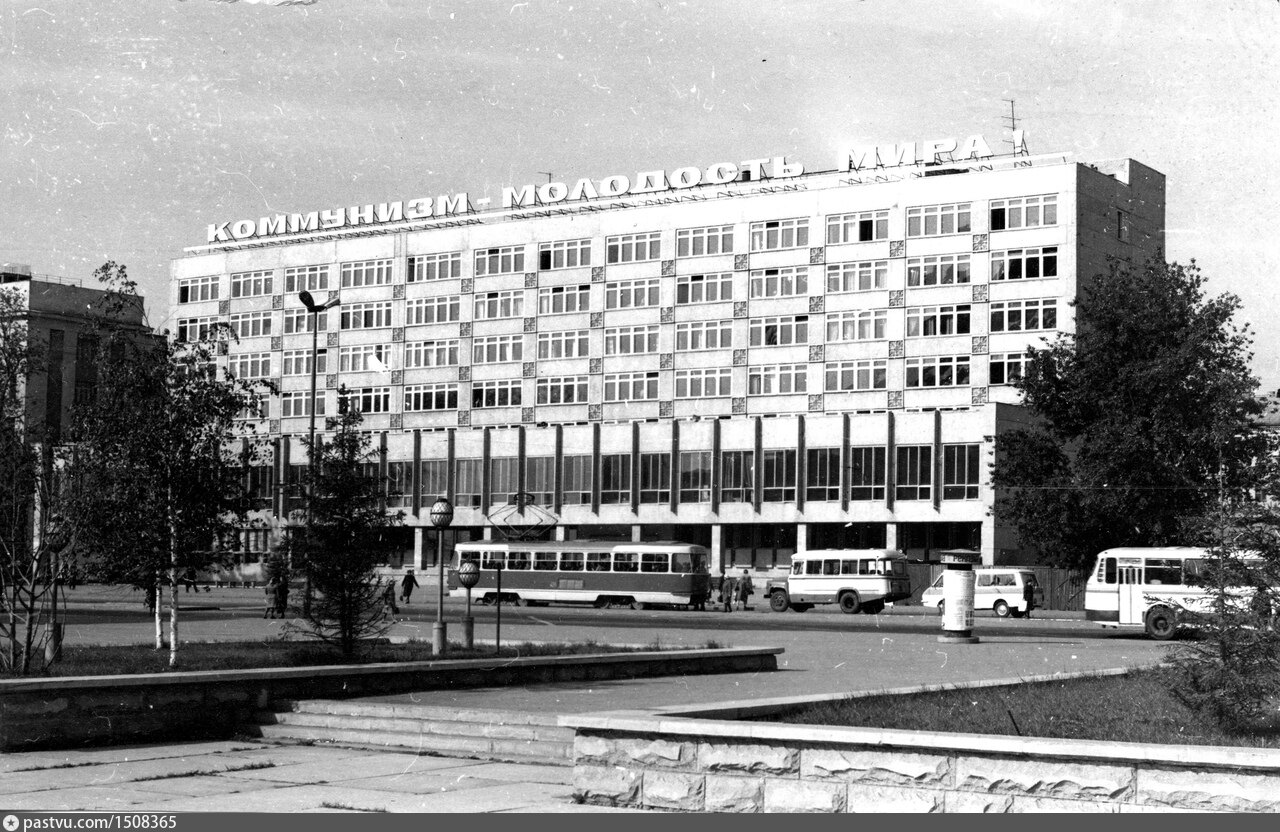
[841,131,1027,172]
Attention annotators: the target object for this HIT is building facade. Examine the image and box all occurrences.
[170,146,1165,577]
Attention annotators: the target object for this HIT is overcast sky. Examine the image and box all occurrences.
[4,1,1279,389]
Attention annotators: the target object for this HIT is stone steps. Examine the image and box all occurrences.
[248,699,574,765]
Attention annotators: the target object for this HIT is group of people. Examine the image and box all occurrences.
[262,576,290,619]
[381,568,420,616]
[703,567,754,613]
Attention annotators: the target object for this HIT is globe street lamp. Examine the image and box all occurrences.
[297,289,339,618]
[429,496,454,655]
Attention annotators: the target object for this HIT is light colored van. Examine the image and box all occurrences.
[920,567,1044,618]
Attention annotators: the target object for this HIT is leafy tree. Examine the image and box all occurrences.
[991,257,1276,569]
[65,263,267,667]
[292,400,401,657]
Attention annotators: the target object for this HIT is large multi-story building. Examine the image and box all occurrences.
[170,137,1164,577]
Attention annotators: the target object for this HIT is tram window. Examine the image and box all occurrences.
[1145,558,1181,585]
[507,551,531,570]
[561,552,585,571]
[586,552,611,572]
[481,550,505,570]
[823,559,840,575]
[1103,557,1116,584]
[459,552,480,568]
[672,551,694,573]
[641,552,668,573]
[858,560,873,575]
[614,552,640,573]
[841,560,858,575]
[805,560,822,575]
[533,552,558,571]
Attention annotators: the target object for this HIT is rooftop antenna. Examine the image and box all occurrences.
[1002,99,1029,157]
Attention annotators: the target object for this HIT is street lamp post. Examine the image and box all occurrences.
[297,290,339,618]
[429,496,454,655]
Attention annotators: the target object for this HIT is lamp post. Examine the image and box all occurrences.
[429,496,454,655]
[297,290,339,618]
[457,560,479,650]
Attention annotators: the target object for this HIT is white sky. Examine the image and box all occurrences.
[4,1,1279,389]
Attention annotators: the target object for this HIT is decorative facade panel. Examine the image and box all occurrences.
[731,397,747,415]
[659,353,674,370]
[808,345,825,363]
[659,400,673,418]
[733,349,747,366]
[889,240,905,258]
[808,394,824,412]
[972,336,988,355]
[809,247,825,265]
[972,233,990,253]
[808,295,825,313]
[888,390,903,409]
[972,284,989,303]
[971,386,989,405]
[661,259,675,277]
[734,254,749,271]
[889,340,904,359]
[888,290,905,308]
[523,362,537,378]
[524,272,538,288]
[591,266,605,283]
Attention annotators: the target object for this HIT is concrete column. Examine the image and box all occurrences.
[796,522,808,554]
[554,526,567,541]
[981,514,997,565]
[631,525,642,542]
[414,527,426,569]
[710,523,723,571]
[885,522,898,550]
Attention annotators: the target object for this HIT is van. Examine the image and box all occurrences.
[920,567,1043,618]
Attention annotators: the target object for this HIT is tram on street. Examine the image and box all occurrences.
[448,540,711,609]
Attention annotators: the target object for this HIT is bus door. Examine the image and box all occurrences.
[1117,558,1145,625]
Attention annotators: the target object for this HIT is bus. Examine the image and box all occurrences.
[1084,546,1262,640]
[765,549,912,614]
[447,540,711,609]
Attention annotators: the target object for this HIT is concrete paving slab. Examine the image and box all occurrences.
[218,751,464,784]
[454,761,576,785]
[1,786,172,812]
[340,771,512,795]
[124,775,283,798]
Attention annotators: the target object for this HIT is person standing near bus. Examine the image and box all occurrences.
[719,568,734,612]
[736,569,754,611]
[1023,576,1037,619]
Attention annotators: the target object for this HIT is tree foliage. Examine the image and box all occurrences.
[65,263,267,666]
[292,402,401,657]
[992,257,1276,568]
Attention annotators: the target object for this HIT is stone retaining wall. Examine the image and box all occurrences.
[0,646,780,752]
[564,684,1280,813]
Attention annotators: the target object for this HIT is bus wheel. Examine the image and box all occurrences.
[769,591,790,613]
[1146,606,1177,640]
[592,597,608,609]
[637,602,650,611]
[838,592,862,615]
[994,600,1011,618]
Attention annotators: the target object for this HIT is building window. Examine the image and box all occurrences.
[604,371,659,402]
[720,450,754,503]
[895,445,932,501]
[906,304,971,337]
[749,218,809,251]
[419,459,449,504]
[826,310,886,342]
[539,239,591,270]
[677,225,733,257]
[470,379,522,408]
[176,316,218,342]
[990,247,1058,281]
[675,367,732,398]
[406,296,461,325]
[1117,209,1131,243]
[525,456,554,505]
[536,375,588,404]
[605,231,661,264]
[340,258,393,288]
[990,299,1057,333]
[748,364,807,395]
[284,265,328,293]
[906,254,971,287]
[338,344,392,373]
[600,454,631,504]
[473,290,524,320]
[761,449,796,503]
[824,359,887,391]
[283,308,327,334]
[849,446,886,501]
[989,351,1030,385]
[229,352,271,379]
[805,447,840,502]
[749,315,808,347]
[563,455,592,505]
[282,348,326,376]
[474,245,526,277]
[676,272,733,304]
[639,453,670,504]
[749,267,808,298]
[455,459,482,508]
[229,311,272,339]
[489,457,518,507]
[281,390,324,418]
[943,444,981,500]
[679,451,713,502]
[340,301,393,330]
[604,324,659,355]
[906,203,971,237]
[230,270,272,298]
[675,320,732,351]
[386,461,412,508]
[989,194,1058,231]
[536,329,589,359]
[178,275,219,304]
[826,260,887,293]
[404,383,458,411]
[605,277,660,309]
[537,284,590,314]
[404,339,459,368]
[826,210,889,244]
[472,334,524,364]
[408,252,461,283]
[905,355,971,388]
[339,386,391,414]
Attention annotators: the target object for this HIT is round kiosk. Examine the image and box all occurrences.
[937,549,981,644]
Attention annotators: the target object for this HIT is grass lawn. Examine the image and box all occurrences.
[36,638,711,678]
[764,668,1280,749]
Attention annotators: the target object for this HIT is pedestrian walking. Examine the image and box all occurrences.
[274,577,289,618]
[400,568,419,604]
[720,568,734,613]
[382,580,400,616]
[1022,576,1037,619]
[263,577,280,619]
[736,569,754,611]
[183,567,198,593]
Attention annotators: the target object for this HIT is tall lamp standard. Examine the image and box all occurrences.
[429,496,454,655]
[297,290,340,618]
